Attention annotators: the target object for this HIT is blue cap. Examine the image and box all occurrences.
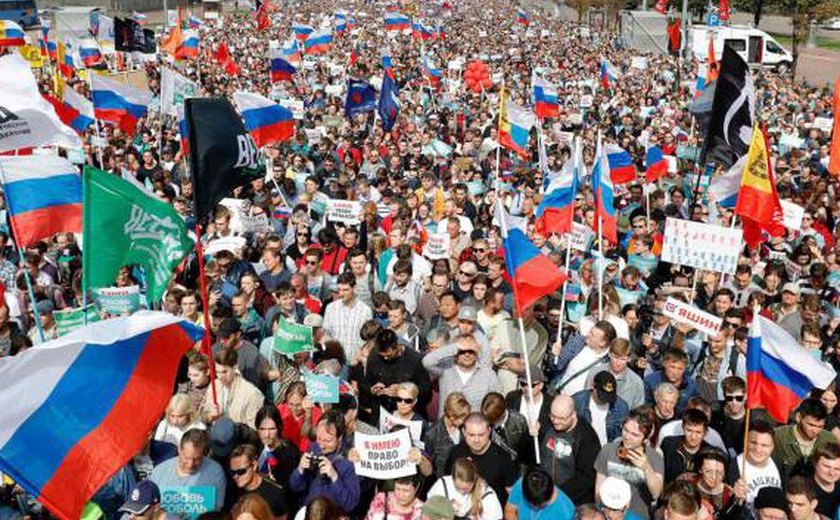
[118,480,160,515]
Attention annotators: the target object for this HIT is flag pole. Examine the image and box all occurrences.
[495,201,541,465]
[598,215,604,319]
[555,134,580,354]
[0,161,45,342]
[495,82,504,187]
[86,73,106,169]
[194,223,219,408]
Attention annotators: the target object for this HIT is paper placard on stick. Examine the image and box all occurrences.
[94,285,141,315]
[353,429,416,480]
[326,199,361,225]
[781,200,805,231]
[813,117,833,133]
[423,233,451,260]
[662,297,723,336]
[304,372,340,404]
[240,212,271,234]
[379,406,424,447]
[567,222,593,252]
[661,218,742,274]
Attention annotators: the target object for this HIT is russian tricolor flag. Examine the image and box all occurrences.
[176,30,199,60]
[499,97,536,160]
[747,315,835,423]
[0,313,204,520]
[495,202,567,315]
[517,8,530,26]
[281,37,301,64]
[532,74,559,119]
[46,84,94,134]
[188,15,202,29]
[385,12,411,31]
[0,156,81,247]
[269,52,297,83]
[591,137,617,243]
[0,20,24,47]
[234,91,295,148]
[645,145,668,182]
[605,143,636,185]
[709,154,745,208]
[537,137,582,235]
[600,58,619,90]
[303,28,332,55]
[176,105,189,155]
[91,74,151,136]
[293,22,314,40]
[78,38,103,68]
[382,48,394,78]
[335,12,347,35]
[423,55,442,87]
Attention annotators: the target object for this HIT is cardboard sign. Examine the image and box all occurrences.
[326,199,362,225]
[161,486,215,519]
[353,429,416,480]
[781,200,805,231]
[273,318,314,355]
[661,218,742,274]
[379,407,423,446]
[304,372,340,404]
[567,222,593,252]
[94,286,141,315]
[54,306,100,337]
[240,212,271,234]
[279,98,305,120]
[663,297,723,336]
[423,233,451,260]
[630,57,647,70]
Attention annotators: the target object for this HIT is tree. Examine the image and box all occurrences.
[734,0,775,27]
[777,0,840,72]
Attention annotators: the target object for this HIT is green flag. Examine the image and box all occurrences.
[273,318,314,356]
[83,166,194,303]
[54,306,101,337]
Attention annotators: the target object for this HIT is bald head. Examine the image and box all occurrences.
[550,394,577,432]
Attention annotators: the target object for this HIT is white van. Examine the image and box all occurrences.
[689,25,793,72]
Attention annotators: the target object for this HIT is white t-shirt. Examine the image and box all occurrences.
[579,314,630,340]
[589,399,609,445]
[736,454,782,505]
[562,347,607,396]
[427,475,504,520]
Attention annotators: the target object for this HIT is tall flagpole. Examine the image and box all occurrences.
[496,201,541,465]
[598,216,604,319]
[556,135,580,353]
[495,82,504,187]
[194,224,219,408]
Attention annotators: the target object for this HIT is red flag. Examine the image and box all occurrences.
[829,77,840,176]
[654,0,668,14]
[735,125,785,248]
[666,18,681,54]
[707,37,720,83]
[719,0,730,21]
[214,42,240,76]
[256,0,271,31]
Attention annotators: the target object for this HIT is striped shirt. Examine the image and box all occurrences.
[323,296,373,360]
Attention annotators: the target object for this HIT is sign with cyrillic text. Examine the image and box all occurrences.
[663,297,722,336]
[661,218,742,274]
[353,429,416,480]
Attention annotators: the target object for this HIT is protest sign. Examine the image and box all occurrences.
[663,297,723,336]
[273,318,314,355]
[630,57,647,69]
[304,128,322,145]
[353,429,416,480]
[813,117,833,133]
[325,84,343,96]
[279,98,305,119]
[161,487,215,519]
[676,143,700,161]
[379,407,423,446]
[423,233,451,260]
[781,200,805,231]
[94,286,141,314]
[661,218,742,274]
[304,372,340,404]
[205,236,247,256]
[326,199,362,225]
[54,306,101,337]
[567,222,593,252]
[580,95,593,108]
[240,212,271,233]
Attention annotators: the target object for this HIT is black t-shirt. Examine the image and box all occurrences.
[444,441,518,504]
[812,478,840,518]
[712,412,746,456]
[230,477,288,517]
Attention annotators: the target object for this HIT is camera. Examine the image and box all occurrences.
[307,454,322,472]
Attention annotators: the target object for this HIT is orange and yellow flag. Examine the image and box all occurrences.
[829,76,840,176]
[735,124,785,247]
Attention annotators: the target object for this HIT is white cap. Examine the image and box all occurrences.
[600,476,632,510]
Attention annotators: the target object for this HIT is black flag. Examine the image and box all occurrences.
[114,17,138,52]
[700,45,755,169]
[185,98,262,221]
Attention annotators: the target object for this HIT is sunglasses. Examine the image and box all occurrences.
[520,381,540,388]
[724,395,745,402]
[473,248,487,253]
[230,467,250,476]
[459,271,474,276]
[306,260,318,265]
[396,397,416,404]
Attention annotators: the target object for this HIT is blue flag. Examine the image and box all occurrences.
[378,72,400,132]
[345,79,377,118]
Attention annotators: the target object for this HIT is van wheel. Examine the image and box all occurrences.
[776,62,791,74]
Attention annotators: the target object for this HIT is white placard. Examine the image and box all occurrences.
[279,99,305,120]
[567,222,593,252]
[325,84,343,96]
[781,200,805,231]
[353,429,416,480]
[240,212,271,234]
[580,95,593,108]
[661,218,743,274]
[813,117,834,133]
[631,57,648,70]
[326,199,361,225]
[205,236,248,257]
[305,128,322,145]
[423,233,451,260]
[665,155,677,173]
[663,297,723,336]
[379,406,423,447]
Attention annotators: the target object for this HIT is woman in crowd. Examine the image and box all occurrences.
[426,457,503,520]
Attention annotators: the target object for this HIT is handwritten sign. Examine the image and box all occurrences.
[567,222,593,252]
[161,487,215,519]
[661,218,742,274]
[205,236,247,257]
[353,429,416,480]
[423,233,451,260]
[240,212,271,234]
[94,286,141,315]
[304,372,340,404]
[663,297,723,336]
[781,200,805,231]
[326,199,362,225]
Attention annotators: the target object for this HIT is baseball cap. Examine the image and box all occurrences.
[599,476,631,510]
[458,305,478,322]
[594,371,618,405]
[421,496,455,520]
[210,418,236,457]
[118,480,161,515]
[518,368,545,384]
[754,487,787,512]
[782,283,801,295]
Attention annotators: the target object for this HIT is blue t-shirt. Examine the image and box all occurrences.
[506,478,574,520]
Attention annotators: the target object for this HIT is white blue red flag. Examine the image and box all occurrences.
[234,91,295,148]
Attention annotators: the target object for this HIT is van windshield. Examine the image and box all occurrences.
[766,40,783,54]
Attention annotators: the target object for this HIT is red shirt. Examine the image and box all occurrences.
[278,403,323,452]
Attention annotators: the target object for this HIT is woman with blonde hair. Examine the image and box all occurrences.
[231,493,273,520]
[426,457,503,520]
[153,393,205,447]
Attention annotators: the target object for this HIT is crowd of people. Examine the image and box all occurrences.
[1,0,840,518]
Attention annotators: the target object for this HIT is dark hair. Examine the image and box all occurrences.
[522,466,554,507]
[181,428,210,452]
[799,398,828,421]
[317,409,346,439]
[682,408,709,429]
[787,476,817,501]
[230,443,258,462]
[255,405,284,433]
[722,376,746,394]
[337,271,356,287]
[213,347,238,367]
[375,328,398,352]
[750,419,775,436]
[696,446,729,469]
